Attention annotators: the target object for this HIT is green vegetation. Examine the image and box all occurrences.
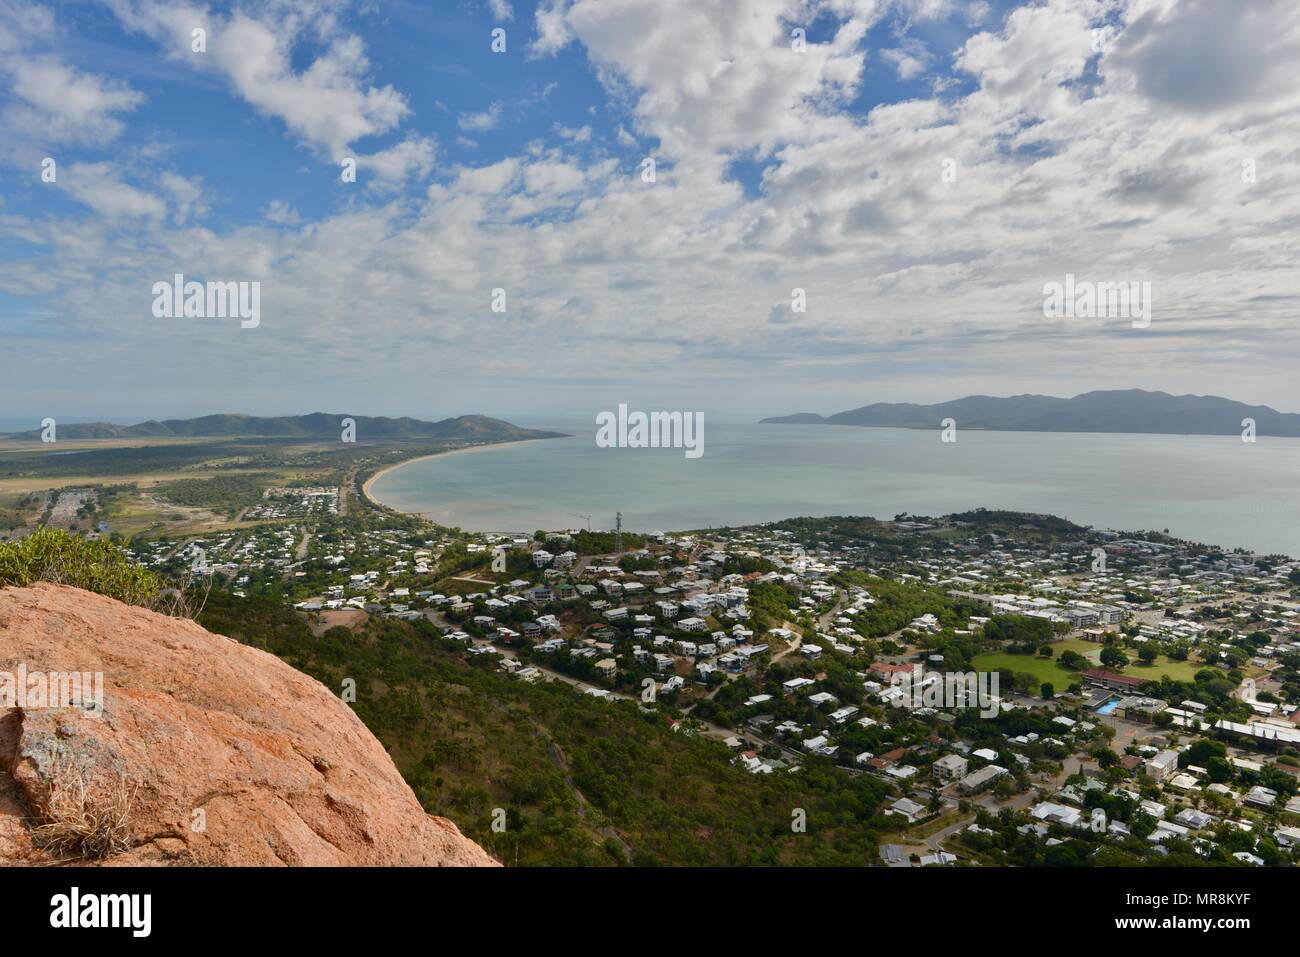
[570,529,646,554]
[970,651,1077,688]
[0,438,296,480]
[771,516,909,559]
[747,580,803,631]
[0,527,162,607]
[974,635,1221,697]
[197,590,892,865]
[835,570,981,638]
[982,614,1065,649]
[946,508,1086,538]
[156,474,273,516]
[0,490,43,531]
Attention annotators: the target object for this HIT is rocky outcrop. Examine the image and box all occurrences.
[0,583,497,866]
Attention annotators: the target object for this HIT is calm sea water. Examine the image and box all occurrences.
[368,418,1300,556]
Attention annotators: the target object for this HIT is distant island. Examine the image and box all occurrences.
[4,412,565,443]
[760,389,1300,437]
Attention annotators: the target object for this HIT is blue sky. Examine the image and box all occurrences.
[3,0,1300,424]
[5,1,996,224]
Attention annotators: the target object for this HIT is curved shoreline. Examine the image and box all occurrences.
[361,438,553,512]
[355,429,1297,555]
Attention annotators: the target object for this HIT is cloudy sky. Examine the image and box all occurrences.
[2,0,1299,424]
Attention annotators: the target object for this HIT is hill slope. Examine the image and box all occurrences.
[0,582,497,866]
[197,591,892,866]
[761,389,1300,436]
[5,413,564,442]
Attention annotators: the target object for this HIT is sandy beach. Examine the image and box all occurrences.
[361,438,553,510]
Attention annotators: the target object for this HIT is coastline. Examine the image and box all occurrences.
[351,425,1297,554]
[361,437,554,511]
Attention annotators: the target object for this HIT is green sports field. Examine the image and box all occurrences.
[972,637,1204,691]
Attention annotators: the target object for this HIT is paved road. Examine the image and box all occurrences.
[338,471,352,517]
[926,815,974,851]
[816,589,847,631]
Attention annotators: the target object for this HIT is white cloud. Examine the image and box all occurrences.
[62,162,166,218]
[1104,0,1300,115]
[555,124,592,142]
[360,135,437,190]
[0,4,143,159]
[264,200,301,225]
[531,0,575,56]
[955,0,1096,112]
[7,0,1300,416]
[963,1,992,26]
[895,0,955,21]
[547,0,879,162]
[459,101,503,132]
[106,1,412,160]
[882,38,932,79]
[0,0,54,53]
[159,171,207,223]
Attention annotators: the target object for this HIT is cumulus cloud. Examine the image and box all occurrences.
[360,135,438,190]
[0,3,143,160]
[459,101,504,132]
[881,38,932,79]
[549,0,877,161]
[531,0,575,56]
[555,124,592,142]
[62,162,166,218]
[5,0,1300,414]
[105,0,412,160]
[5,56,142,138]
[1105,0,1300,114]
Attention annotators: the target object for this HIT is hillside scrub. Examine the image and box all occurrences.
[0,528,162,607]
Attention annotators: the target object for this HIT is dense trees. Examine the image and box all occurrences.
[982,614,1060,650]
[1099,646,1129,669]
[1058,650,1088,670]
[155,475,272,516]
[835,571,982,639]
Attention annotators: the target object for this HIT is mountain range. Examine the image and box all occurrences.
[760,389,1300,437]
[5,413,564,442]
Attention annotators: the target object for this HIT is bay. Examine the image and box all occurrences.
[367,418,1300,555]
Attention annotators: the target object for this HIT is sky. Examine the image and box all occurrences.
[2,0,1299,425]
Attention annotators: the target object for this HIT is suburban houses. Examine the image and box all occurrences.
[128,507,1300,868]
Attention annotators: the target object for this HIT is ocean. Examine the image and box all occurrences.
[367,417,1300,556]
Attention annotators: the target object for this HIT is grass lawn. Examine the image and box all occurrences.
[436,576,498,596]
[972,636,1205,690]
[896,810,965,841]
[970,651,1072,687]
[1124,656,1203,682]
